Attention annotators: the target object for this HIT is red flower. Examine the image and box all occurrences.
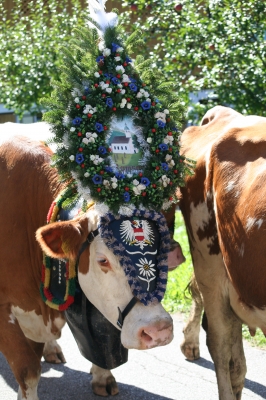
[127,98,131,102]
[81,164,85,168]
[142,192,147,196]
[102,93,106,97]
[152,184,156,188]
[155,166,160,170]
[79,147,83,152]
[151,128,156,133]
[116,74,121,78]
[134,106,139,111]
[112,107,117,111]
[94,83,99,88]
[87,113,92,118]
[124,186,129,191]
[117,89,121,93]
[151,102,156,106]
[173,169,178,174]
[139,172,143,177]
[155,149,160,153]
[123,82,129,87]
[76,104,80,109]
[77,132,82,137]
[168,131,172,136]
[104,126,108,130]
[97,188,101,192]
[100,170,104,175]
[123,62,128,67]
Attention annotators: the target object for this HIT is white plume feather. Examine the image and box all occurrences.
[88,0,118,35]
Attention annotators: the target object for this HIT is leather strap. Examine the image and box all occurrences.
[78,228,99,257]
[117,297,138,329]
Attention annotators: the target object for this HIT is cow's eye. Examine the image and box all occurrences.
[96,254,112,273]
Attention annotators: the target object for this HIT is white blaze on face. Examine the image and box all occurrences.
[78,213,173,350]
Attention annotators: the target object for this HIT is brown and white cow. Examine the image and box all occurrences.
[179,105,266,399]
[0,124,181,400]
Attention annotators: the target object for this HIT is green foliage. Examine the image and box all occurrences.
[0,0,87,118]
[162,210,193,313]
[120,0,266,121]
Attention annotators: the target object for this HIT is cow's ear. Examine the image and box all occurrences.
[36,216,89,260]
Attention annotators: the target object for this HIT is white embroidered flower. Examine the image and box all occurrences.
[115,56,121,61]
[140,88,145,93]
[93,156,103,165]
[163,135,174,145]
[74,97,80,103]
[155,111,166,122]
[103,48,111,56]
[146,98,151,102]
[147,137,152,143]
[139,184,146,191]
[106,88,112,93]
[117,83,122,88]
[70,127,76,132]
[90,155,96,161]
[165,154,173,162]
[117,46,124,52]
[144,91,150,98]
[133,179,139,186]
[82,138,89,145]
[103,180,110,187]
[111,176,118,183]
[94,72,100,78]
[112,182,118,189]
[121,89,126,94]
[127,103,132,109]
[136,258,156,279]
[164,109,170,114]
[120,103,126,108]
[121,98,127,104]
[133,186,141,195]
[88,137,95,143]
[69,155,75,161]
[169,159,175,167]
[84,172,90,177]
[116,65,125,74]
[136,92,142,98]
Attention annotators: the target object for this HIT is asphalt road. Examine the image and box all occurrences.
[1,313,266,399]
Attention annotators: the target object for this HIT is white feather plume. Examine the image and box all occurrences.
[88,0,118,35]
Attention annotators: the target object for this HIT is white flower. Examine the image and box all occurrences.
[165,154,173,162]
[136,92,142,98]
[103,48,111,56]
[106,88,112,93]
[70,127,76,132]
[120,103,126,108]
[117,83,122,88]
[155,112,166,121]
[122,74,130,82]
[133,179,139,186]
[144,91,150,98]
[88,137,95,143]
[94,72,100,78]
[112,182,118,189]
[136,258,156,279]
[90,155,96,161]
[140,88,145,93]
[103,180,110,187]
[62,116,70,126]
[116,65,125,74]
[117,46,124,52]
[69,155,75,161]
[84,172,90,177]
[169,160,175,167]
[82,138,89,145]
[146,98,151,102]
[121,89,126,94]
[115,56,121,61]
[92,132,98,138]
[164,135,174,145]
[74,97,80,103]
[147,137,152,143]
[71,88,82,97]
[127,103,132,109]
[133,186,141,195]
[111,176,118,183]
[164,109,170,114]
[139,184,146,191]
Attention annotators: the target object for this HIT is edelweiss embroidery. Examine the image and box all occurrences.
[136,258,156,291]
[119,218,155,250]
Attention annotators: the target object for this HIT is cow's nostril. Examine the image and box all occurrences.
[140,330,153,342]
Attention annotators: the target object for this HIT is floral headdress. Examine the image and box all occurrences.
[43,0,193,213]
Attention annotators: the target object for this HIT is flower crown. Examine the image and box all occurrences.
[43,1,192,213]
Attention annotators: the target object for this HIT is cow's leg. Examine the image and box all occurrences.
[0,308,42,400]
[90,364,119,397]
[43,340,66,364]
[180,275,203,360]
[229,316,246,399]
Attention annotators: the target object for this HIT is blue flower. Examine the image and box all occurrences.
[158,143,169,151]
[111,77,120,85]
[98,146,107,155]
[140,177,150,186]
[129,77,136,83]
[129,83,138,92]
[125,56,132,63]
[83,86,90,95]
[112,43,120,53]
[104,72,113,78]
[104,166,113,173]
[161,163,169,172]
[115,172,125,180]
[106,98,113,108]
[96,55,105,63]
[92,174,103,185]
[141,101,151,111]
[75,154,84,164]
[95,122,104,132]
[123,192,131,202]
[157,119,166,128]
[72,117,82,126]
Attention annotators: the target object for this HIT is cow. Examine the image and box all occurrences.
[178,105,266,400]
[0,123,182,400]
